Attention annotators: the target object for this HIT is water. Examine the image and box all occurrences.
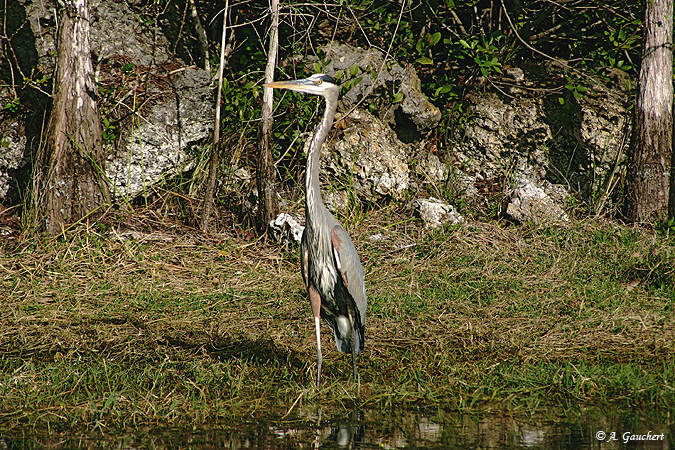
[180,408,670,449]
[1,407,670,448]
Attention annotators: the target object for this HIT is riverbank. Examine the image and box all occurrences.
[0,214,672,432]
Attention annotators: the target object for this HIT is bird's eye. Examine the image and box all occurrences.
[316,79,322,85]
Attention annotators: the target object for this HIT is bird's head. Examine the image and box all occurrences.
[264,73,339,98]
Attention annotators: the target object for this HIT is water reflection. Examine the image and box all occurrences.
[0,406,670,448]
[297,408,669,449]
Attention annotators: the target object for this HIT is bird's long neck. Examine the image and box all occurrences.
[305,94,337,228]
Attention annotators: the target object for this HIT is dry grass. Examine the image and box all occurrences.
[0,212,672,432]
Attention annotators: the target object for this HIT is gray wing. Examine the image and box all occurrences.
[330,225,367,348]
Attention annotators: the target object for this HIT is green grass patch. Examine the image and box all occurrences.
[0,217,672,432]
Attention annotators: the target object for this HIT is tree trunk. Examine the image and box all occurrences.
[626,0,673,224]
[256,0,280,234]
[34,0,109,234]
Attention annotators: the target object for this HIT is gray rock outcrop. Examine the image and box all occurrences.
[316,43,441,134]
[90,0,172,66]
[415,153,449,186]
[0,120,26,200]
[3,0,631,233]
[453,70,629,211]
[453,92,553,189]
[269,213,304,246]
[24,0,172,74]
[105,67,213,199]
[415,197,464,229]
[319,109,411,202]
[506,179,568,224]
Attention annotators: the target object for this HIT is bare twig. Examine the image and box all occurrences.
[500,0,570,67]
[173,0,189,59]
[449,8,467,36]
[528,22,565,43]
[201,0,229,232]
[188,0,210,72]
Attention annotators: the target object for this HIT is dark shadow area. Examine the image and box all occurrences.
[0,1,52,207]
[541,92,592,198]
[393,107,421,144]
[0,2,38,81]
[128,0,222,70]
[165,333,305,369]
[0,319,305,370]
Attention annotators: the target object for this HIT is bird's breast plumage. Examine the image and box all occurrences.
[306,226,338,304]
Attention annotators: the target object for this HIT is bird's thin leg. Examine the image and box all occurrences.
[309,286,322,386]
[314,316,322,386]
[351,339,358,383]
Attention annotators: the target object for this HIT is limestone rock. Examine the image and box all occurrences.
[233,167,252,183]
[269,213,305,246]
[454,92,552,185]
[0,119,26,200]
[320,109,410,202]
[505,67,525,83]
[506,179,568,224]
[90,0,172,66]
[324,190,348,215]
[577,89,629,194]
[23,0,57,75]
[416,153,448,185]
[453,79,628,212]
[105,67,212,199]
[316,43,441,133]
[368,233,384,242]
[415,197,464,229]
[24,0,172,74]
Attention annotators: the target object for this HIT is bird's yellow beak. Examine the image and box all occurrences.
[264,78,319,93]
[265,79,303,89]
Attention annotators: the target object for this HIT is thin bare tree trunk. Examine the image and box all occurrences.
[201,0,229,232]
[35,0,109,234]
[626,0,673,223]
[256,0,280,233]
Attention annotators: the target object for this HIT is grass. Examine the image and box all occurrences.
[0,212,672,433]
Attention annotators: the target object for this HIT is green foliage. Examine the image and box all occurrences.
[25,72,51,91]
[340,64,364,96]
[219,77,260,126]
[101,117,116,145]
[414,31,441,65]
[121,62,136,74]
[587,15,641,73]
[1,0,649,223]
[564,78,589,101]
[457,34,504,77]
[313,0,641,120]
[2,97,20,113]
[1,71,52,116]
[656,217,675,235]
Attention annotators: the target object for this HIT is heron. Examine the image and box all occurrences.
[265,74,367,386]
